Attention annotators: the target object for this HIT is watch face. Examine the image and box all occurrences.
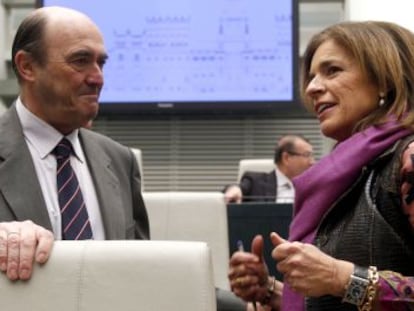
[350,281,363,297]
[343,276,369,305]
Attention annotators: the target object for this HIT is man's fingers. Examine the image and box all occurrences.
[34,227,54,264]
[18,225,38,280]
[0,230,7,272]
[6,231,21,281]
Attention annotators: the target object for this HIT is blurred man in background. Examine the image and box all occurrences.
[224,135,315,204]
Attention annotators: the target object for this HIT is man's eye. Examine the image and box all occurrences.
[97,59,107,69]
[72,58,90,66]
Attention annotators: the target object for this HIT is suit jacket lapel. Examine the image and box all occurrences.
[79,130,125,239]
[0,106,52,229]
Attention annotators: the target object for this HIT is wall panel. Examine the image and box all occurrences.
[93,116,324,191]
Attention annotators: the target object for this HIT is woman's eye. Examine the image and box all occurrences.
[326,66,340,75]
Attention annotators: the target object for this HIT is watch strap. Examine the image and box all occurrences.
[353,265,369,279]
[342,265,370,306]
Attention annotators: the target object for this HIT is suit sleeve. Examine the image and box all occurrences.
[129,148,150,240]
[239,173,254,197]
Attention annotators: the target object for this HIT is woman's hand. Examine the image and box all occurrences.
[271,232,353,298]
[228,235,271,303]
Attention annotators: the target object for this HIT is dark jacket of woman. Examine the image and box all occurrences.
[306,136,414,311]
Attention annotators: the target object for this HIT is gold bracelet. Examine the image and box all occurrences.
[359,266,379,311]
[267,276,276,293]
[260,276,276,305]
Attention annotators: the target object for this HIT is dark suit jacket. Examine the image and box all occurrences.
[0,105,149,240]
[239,170,277,202]
[223,170,277,203]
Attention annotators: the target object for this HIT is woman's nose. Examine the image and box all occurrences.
[305,75,325,97]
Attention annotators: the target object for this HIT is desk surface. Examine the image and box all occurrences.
[227,203,293,280]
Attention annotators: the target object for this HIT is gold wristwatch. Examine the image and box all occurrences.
[342,265,369,306]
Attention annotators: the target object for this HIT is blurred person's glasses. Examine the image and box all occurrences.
[287,151,314,159]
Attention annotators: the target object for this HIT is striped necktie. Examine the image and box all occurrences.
[53,138,93,240]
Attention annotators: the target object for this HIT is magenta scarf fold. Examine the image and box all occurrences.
[281,121,412,311]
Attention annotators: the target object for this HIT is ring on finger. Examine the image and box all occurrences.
[7,232,20,237]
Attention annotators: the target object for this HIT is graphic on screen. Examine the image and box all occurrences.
[40,0,296,110]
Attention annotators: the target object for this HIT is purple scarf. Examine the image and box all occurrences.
[281,121,412,311]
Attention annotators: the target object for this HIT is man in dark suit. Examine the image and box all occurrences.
[224,135,315,203]
[0,6,149,281]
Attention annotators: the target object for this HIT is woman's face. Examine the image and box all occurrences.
[305,40,380,141]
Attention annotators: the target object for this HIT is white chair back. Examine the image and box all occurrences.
[237,159,275,182]
[0,240,216,311]
[143,191,230,289]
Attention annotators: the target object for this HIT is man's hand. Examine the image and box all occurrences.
[0,221,54,281]
[224,185,243,204]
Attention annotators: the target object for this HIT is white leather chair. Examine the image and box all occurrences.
[237,158,275,182]
[0,240,216,311]
[130,148,144,191]
[143,191,230,290]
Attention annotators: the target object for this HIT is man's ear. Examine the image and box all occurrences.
[14,50,37,82]
[281,150,290,163]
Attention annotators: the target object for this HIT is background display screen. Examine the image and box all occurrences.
[38,0,299,115]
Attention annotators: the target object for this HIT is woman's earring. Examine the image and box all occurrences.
[379,94,385,107]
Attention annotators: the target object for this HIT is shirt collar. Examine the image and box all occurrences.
[275,165,292,188]
[16,98,84,162]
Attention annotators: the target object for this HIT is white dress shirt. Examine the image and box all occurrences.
[275,166,295,203]
[16,98,105,240]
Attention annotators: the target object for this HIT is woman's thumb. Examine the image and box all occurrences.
[270,232,287,246]
[251,234,264,259]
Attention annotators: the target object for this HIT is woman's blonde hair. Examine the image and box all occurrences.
[301,21,414,133]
